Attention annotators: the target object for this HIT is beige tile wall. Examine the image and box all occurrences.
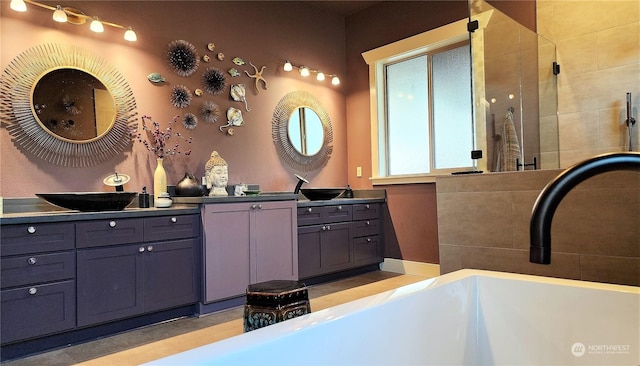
[537,0,640,165]
[436,169,640,286]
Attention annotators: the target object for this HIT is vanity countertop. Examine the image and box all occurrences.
[297,189,386,207]
[0,204,201,225]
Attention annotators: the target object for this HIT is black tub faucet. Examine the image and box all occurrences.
[530,152,640,264]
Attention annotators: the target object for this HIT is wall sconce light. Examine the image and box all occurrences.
[283,60,340,86]
[52,5,67,22]
[9,0,137,42]
[89,17,104,33]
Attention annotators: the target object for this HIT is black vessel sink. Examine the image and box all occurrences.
[36,192,137,212]
[300,188,345,201]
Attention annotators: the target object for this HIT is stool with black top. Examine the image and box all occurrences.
[243,280,311,332]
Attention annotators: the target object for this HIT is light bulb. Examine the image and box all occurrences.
[300,66,310,77]
[124,27,137,41]
[331,76,340,86]
[10,0,27,12]
[53,5,68,23]
[317,72,325,81]
[90,17,104,33]
[283,61,293,72]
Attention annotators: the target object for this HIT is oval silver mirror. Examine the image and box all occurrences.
[272,91,333,172]
[287,107,324,156]
[32,67,116,142]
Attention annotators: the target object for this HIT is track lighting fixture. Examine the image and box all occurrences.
[282,60,340,86]
[10,0,138,42]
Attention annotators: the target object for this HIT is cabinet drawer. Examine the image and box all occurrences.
[324,204,353,223]
[1,252,75,289]
[144,214,200,242]
[352,203,380,221]
[354,235,381,265]
[352,219,381,238]
[1,280,76,344]
[297,206,324,226]
[0,223,74,256]
[76,218,144,248]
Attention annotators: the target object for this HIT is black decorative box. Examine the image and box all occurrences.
[244,280,311,332]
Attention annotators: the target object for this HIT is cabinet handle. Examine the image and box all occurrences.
[27,226,36,234]
[171,217,177,223]
[366,221,370,225]
[337,205,342,210]
[28,287,37,295]
[27,257,37,265]
[365,204,370,209]
[147,245,154,252]
[138,247,145,253]
[109,221,117,228]
[307,208,312,213]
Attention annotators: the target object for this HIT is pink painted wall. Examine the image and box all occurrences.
[1,1,348,197]
[1,0,536,266]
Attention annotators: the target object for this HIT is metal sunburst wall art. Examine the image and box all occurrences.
[202,67,227,95]
[167,40,200,77]
[201,100,221,124]
[182,113,198,130]
[0,43,138,167]
[170,85,193,108]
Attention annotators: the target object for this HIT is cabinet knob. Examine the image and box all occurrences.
[365,204,370,209]
[251,204,257,210]
[28,287,37,295]
[27,226,36,234]
[258,204,262,209]
[109,221,117,228]
[138,247,145,253]
[322,225,327,231]
[171,217,177,223]
[367,238,372,242]
[337,205,343,210]
[27,257,37,265]
[307,208,312,213]
[147,245,154,252]
[366,221,371,225]
[326,225,331,230]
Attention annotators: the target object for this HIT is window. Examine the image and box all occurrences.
[363,19,473,184]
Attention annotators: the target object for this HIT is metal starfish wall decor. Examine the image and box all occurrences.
[244,62,268,94]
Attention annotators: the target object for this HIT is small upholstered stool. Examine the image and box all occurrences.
[243,280,311,332]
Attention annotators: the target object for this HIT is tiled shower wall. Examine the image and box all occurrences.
[436,169,639,286]
[537,0,640,166]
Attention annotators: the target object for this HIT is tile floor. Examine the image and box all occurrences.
[3,270,429,366]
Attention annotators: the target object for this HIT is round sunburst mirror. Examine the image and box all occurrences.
[272,91,333,172]
[0,44,138,167]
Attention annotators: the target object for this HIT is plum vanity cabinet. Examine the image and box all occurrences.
[76,214,200,326]
[201,200,298,303]
[0,222,76,344]
[297,202,383,280]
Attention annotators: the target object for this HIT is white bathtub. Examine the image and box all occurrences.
[147,269,639,365]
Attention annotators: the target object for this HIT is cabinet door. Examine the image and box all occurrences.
[253,201,298,283]
[321,222,352,273]
[144,238,200,312]
[298,226,322,279]
[354,235,382,266]
[202,203,251,302]
[77,245,144,326]
[1,281,75,344]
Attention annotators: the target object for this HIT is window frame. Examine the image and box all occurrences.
[362,19,470,185]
